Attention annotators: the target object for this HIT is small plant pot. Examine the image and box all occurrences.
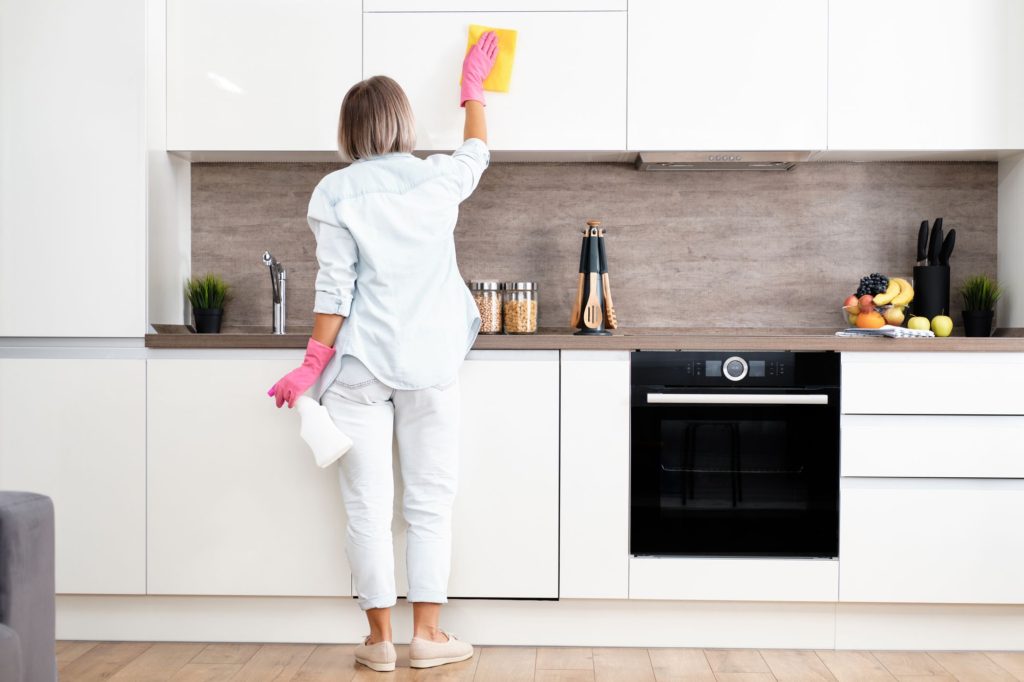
[962,310,994,338]
[193,307,224,334]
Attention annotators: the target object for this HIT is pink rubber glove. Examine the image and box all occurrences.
[267,337,336,408]
[460,30,499,107]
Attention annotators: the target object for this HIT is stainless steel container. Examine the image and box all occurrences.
[502,281,538,334]
[469,280,503,334]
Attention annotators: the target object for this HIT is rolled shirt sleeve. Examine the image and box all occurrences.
[448,137,490,202]
[308,186,358,317]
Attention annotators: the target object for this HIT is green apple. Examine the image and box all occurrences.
[907,316,930,331]
[931,315,954,337]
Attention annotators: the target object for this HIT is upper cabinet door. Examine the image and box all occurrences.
[363,11,626,151]
[365,1,625,9]
[628,0,827,151]
[167,0,361,151]
[829,0,1024,150]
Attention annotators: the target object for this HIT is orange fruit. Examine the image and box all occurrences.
[856,311,886,329]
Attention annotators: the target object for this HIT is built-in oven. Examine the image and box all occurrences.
[631,351,840,559]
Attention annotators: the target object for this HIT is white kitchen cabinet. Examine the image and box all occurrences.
[0,358,146,594]
[0,0,146,337]
[393,351,560,598]
[166,0,361,151]
[842,414,1024,478]
[363,12,626,151]
[146,356,351,596]
[829,0,1024,150]
[365,1,625,10]
[630,557,839,602]
[627,0,827,151]
[560,351,629,599]
[840,478,1024,604]
[842,353,1024,415]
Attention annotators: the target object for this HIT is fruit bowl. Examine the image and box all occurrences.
[841,273,914,329]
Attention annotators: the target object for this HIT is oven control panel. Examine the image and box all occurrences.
[631,351,839,389]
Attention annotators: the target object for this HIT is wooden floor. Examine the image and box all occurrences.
[55,641,1024,681]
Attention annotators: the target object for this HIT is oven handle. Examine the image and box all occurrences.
[646,393,829,405]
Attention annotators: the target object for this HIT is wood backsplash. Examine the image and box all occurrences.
[191,161,996,330]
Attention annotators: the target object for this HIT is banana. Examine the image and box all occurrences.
[890,277,915,306]
[873,279,901,306]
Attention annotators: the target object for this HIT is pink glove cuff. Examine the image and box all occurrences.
[461,83,485,107]
[303,336,336,372]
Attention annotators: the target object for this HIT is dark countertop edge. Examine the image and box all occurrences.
[145,325,1024,352]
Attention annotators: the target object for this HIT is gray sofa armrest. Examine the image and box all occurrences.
[0,623,23,682]
[0,491,56,682]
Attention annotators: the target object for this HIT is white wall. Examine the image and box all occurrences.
[146,0,191,327]
[998,153,1024,327]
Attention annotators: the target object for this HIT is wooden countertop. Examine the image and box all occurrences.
[147,324,1024,352]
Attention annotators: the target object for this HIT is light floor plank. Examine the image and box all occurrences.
[168,663,243,682]
[593,647,656,682]
[293,644,357,681]
[985,651,1024,680]
[473,646,536,682]
[928,652,1018,682]
[59,641,154,681]
[536,647,594,670]
[108,642,207,681]
[871,651,948,678]
[535,671,597,682]
[648,647,716,682]
[190,642,261,665]
[892,675,956,682]
[706,649,771,675]
[231,643,316,681]
[760,650,836,681]
[713,674,776,682]
[815,651,894,682]
[57,640,100,671]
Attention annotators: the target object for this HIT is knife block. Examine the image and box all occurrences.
[911,265,950,320]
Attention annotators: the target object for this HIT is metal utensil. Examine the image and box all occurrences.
[939,228,956,265]
[917,220,929,265]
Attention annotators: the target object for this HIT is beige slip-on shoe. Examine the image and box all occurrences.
[409,631,474,669]
[354,636,397,672]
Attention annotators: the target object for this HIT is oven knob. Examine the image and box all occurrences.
[723,356,749,382]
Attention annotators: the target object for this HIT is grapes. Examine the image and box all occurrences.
[855,272,889,297]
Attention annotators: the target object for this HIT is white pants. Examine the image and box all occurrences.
[321,354,461,611]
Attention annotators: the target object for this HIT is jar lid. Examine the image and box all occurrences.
[468,280,501,291]
[503,281,537,290]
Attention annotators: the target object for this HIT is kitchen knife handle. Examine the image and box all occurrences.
[917,220,929,263]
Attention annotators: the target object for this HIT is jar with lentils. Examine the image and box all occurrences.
[468,280,503,333]
[502,281,538,334]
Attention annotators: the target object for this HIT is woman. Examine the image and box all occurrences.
[266,32,499,673]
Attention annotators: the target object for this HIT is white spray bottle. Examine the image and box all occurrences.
[295,395,353,468]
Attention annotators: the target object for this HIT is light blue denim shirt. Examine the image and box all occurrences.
[307,137,489,402]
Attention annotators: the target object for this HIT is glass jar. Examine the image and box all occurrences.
[502,281,538,334]
[468,280,503,333]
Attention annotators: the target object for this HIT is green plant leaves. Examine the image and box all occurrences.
[184,273,231,310]
[959,274,1002,312]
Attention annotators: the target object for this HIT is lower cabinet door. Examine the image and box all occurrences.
[0,358,146,594]
[840,477,1024,604]
[393,351,560,599]
[147,357,351,596]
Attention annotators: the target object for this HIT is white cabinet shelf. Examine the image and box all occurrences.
[828,0,1024,150]
[0,358,146,594]
[167,0,361,151]
[628,0,827,151]
[363,11,626,151]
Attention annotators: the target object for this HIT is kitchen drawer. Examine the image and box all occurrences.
[840,477,1024,604]
[629,557,838,602]
[842,415,1024,478]
[365,0,625,9]
[842,353,1024,415]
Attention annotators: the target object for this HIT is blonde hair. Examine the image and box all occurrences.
[337,76,416,161]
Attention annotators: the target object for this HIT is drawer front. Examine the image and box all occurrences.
[629,557,838,602]
[842,353,1024,415]
[842,414,1024,478]
[840,478,1024,604]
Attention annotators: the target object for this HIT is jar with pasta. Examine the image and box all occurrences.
[502,281,538,334]
[468,280,503,333]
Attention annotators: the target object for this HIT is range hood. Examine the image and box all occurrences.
[635,151,815,171]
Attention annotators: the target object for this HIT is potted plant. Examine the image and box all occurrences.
[959,275,1002,337]
[184,273,231,333]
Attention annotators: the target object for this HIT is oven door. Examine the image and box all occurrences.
[630,387,839,558]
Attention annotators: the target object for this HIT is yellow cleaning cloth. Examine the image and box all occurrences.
[464,24,517,93]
